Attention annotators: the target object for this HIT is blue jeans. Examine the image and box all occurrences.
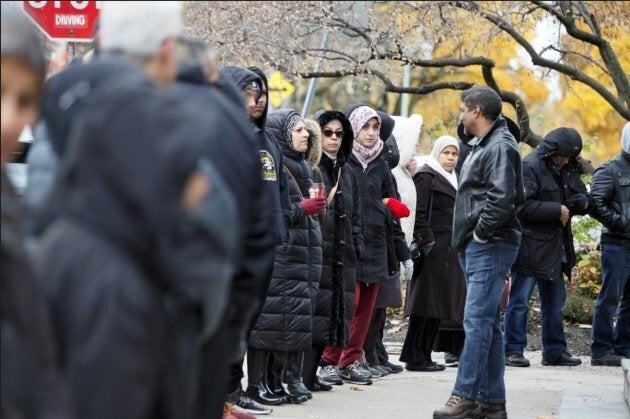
[504,272,567,361]
[454,240,519,404]
[591,243,630,358]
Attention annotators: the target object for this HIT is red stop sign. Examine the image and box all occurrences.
[22,1,101,42]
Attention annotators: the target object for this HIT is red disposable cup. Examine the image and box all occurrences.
[310,183,325,198]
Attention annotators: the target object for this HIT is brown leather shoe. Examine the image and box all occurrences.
[472,402,507,419]
[433,394,480,418]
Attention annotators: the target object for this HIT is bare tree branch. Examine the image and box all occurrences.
[530,0,630,107]
[455,1,630,119]
[545,45,609,76]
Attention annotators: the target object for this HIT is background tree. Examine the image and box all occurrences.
[184,1,629,168]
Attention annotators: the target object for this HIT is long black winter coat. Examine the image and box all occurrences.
[512,128,589,280]
[404,165,466,321]
[249,110,323,352]
[35,65,238,419]
[216,65,288,245]
[312,110,363,347]
[347,151,396,284]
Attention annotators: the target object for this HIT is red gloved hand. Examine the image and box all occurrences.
[301,197,327,215]
[385,198,410,218]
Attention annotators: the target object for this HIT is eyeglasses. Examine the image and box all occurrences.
[322,129,344,138]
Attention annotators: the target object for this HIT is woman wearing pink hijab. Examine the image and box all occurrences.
[319,105,399,385]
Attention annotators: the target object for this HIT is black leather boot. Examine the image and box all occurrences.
[285,351,312,401]
[267,352,296,403]
[244,349,286,406]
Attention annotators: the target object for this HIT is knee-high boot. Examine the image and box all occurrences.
[267,352,298,403]
[285,351,312,401]
[244,349,286,405]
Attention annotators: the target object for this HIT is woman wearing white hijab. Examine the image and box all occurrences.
[400,136,467,371]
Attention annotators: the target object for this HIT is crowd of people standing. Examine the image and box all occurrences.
[1,2,628,419]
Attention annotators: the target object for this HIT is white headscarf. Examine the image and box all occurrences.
[426,135,460,190]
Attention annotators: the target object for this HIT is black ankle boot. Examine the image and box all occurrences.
[285,351,312,401]
[244,349,286,406]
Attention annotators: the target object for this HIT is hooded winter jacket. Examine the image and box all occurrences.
[249,109,323,352]
[512,127,589,280]
[219,65,289,244]
[312,110,363,347]
[35,63,239,419]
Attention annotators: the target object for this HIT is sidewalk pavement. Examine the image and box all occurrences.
[264,349,628,419]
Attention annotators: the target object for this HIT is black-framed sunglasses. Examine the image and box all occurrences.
[322,129,344,138]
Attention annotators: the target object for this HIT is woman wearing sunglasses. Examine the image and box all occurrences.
[304,110,364,390]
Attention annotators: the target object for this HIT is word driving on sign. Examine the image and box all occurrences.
[22,0,101,42]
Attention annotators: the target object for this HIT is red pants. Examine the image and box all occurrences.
[322,281,380,368]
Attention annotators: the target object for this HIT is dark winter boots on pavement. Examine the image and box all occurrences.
[244,349,287,406]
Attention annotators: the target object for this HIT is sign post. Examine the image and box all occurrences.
[22,1,101,42]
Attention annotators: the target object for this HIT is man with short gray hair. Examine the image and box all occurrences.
[99,1,183,85]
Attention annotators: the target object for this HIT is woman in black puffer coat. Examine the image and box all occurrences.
[249,109,324,404]
[302,110,364,390]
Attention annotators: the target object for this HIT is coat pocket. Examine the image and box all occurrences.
[370,198,388,226]
[465,194,483,226]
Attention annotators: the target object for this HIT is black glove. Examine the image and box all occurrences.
[565,193,590,214]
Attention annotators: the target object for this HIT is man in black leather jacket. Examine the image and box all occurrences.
[434,86,524,419]
[590,122,630,366]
